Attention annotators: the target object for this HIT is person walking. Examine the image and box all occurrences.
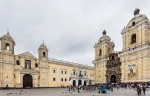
[137,86,141,96]
[142,86,146,95]
[117,84,119,90]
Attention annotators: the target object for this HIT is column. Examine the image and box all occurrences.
[82,79,84,86]
[76,79,78,86]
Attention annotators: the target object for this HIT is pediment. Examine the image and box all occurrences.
[16,52,37,59]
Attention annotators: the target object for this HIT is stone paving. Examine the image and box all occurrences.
[0,88,150,96]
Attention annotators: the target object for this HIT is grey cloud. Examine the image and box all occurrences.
[0,0,150,66]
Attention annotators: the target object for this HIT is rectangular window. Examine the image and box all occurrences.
[53,78,56,81]
[61,70,63,74]
[61,78,63,81]
[53,69,56,73]
[25,60,31,69]
[65,78,67,81]
[65,71,67,74]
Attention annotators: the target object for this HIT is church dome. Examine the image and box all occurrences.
[2,32,14,41]
[98,30,111,43]
[126,8,150,28]
[38,42,48,51]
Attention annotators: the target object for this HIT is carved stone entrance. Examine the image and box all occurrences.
[23,74,32,88]
[106,53,121,83]
[111,75,116,83]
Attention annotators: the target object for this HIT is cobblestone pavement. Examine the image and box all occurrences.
[0,88,150,96]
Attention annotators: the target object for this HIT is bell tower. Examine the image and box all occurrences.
[120,9,150,83]
[93,30,115,84]
[38,42,48,61]
[122,8,150,50]
[0,31,15,54]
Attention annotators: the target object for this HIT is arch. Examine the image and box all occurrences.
[23,74,32,88]
[110,75,116,83]
[84,81,87,86]
[132,21,135,26]
[112,56,115,60]
[131,34,136,44]
[16,60,20,65]
[35,63,38,67]
[73,80,76,86]
[5,43,10,50]
[78,79,82,86]
[43,52,46,57]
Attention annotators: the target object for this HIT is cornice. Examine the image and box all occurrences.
[119,45,150,56]
[92,57,108,64]
[49,58,94,70]
[120,53,149,62]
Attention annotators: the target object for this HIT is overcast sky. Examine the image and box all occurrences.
[0,0,150,66]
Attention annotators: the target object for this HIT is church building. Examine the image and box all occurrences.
[93,9,150,84]
[0,32,94,88]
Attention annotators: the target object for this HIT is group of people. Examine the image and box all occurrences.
[137,84,147,96]
[68,85,84,93]
[68,82,149,95]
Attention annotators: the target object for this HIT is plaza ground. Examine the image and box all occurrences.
[0,88,150,96]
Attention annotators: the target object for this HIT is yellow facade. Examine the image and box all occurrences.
[93,9,150,83]
[0,32,94,88]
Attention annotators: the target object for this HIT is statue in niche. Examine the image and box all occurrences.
[130,68,133,73]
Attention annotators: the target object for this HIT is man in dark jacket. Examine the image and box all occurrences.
[143,86,146,95]
[137,86,141,96]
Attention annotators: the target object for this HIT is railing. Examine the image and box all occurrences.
[49,58,94,68]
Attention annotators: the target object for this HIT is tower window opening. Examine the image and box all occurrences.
[5,43,10,50]
[132,22,135,26]
[131,34,136,44]
[35,63,38,67]
[99,49,102,56]
[16,60,20,65]
[112,56,115,60]
[43,52,46,57]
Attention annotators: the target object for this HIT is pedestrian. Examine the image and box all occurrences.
[111,85,113,92]
[117,84,119,90]
[98,85,101,93]
[87,87,91,93]
[77,86,80,93]
[137,86,141,96]
[142,86,146,95]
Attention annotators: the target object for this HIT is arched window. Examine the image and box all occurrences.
[5,43,10,50]
[73,71,75,75]
[35,63,38,67]
[112,56,115,60]
[43,52,46,57]
[132,22,135,26]
[79,71,82,75]
[16,60,20,65]
[131,34,136,44]
[99,49,102,56]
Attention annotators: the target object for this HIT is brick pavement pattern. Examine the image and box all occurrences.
[0,88,150,96]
